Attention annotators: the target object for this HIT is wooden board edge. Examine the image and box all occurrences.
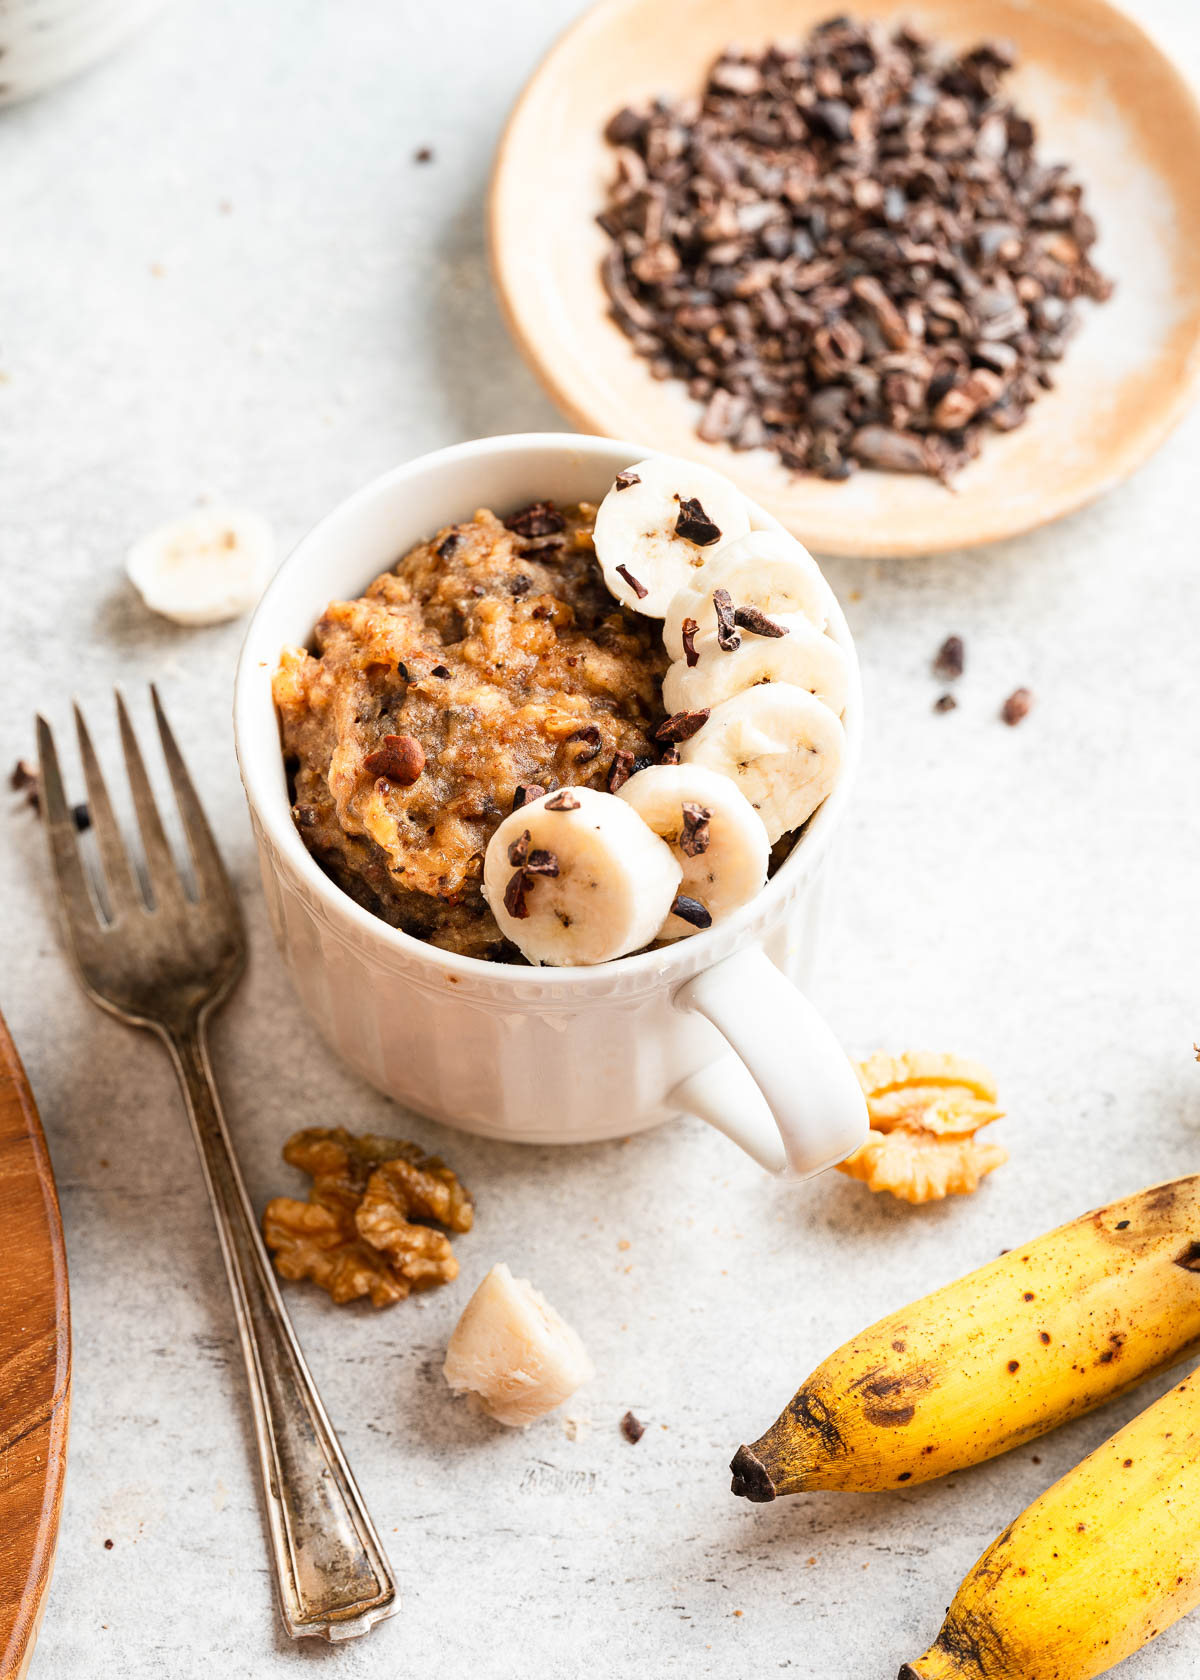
[0,1016,71,1680]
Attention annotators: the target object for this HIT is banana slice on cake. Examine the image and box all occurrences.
[482,785,681,965]
[616,763,769,940]
[592,457,750,617]
[663,529,831,660]
[663,612,849,717]
[126,507,275,625]
[680,687,845,843]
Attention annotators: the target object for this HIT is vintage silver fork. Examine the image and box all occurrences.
[37,688,397,1641]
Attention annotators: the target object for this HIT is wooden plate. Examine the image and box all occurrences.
[0,1014,70,1680]
[490,0,1200,557]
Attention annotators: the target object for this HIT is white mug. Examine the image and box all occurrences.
[234,434,868,1177]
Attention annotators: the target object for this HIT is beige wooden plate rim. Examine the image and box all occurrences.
[488,0,1200,558]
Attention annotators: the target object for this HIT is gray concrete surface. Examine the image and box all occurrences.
[3,1,1200,1674]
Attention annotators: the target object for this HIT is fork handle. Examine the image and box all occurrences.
[165,1020,397,1640]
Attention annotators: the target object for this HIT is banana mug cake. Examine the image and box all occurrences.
[274,458,848,966]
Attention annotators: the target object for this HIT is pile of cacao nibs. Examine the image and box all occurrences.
[597,17,1112,482]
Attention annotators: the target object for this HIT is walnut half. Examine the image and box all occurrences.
[837,1051,1007,1204]
[263,1127,473,1306]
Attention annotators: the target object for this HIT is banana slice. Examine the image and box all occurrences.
[616,763,769,941]
[662,612,849,717]
[443,1262,594,1428]
[680,686,845,843]
[663,529,832,660]
[126,507,275,626]
[592,457,751,617]
[482,785,681,965]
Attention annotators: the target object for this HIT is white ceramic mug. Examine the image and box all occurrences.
[234,434,868,1177]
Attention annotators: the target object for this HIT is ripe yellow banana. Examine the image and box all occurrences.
[730,1175,1200,1499]
[900,1368,1200,1680]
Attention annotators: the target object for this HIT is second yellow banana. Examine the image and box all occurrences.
[900,1369,1200,1680]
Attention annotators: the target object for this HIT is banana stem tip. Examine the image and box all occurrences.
[729,1444,777,1502]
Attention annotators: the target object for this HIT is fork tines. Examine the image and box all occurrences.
[37,687,238,933]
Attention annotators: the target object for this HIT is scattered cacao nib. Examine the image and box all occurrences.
[1001,686,1033,726]
[933,635,965,680]
[363,734,425,786]
[680,802,712,857]
[598,21,1112,482]
[605,107,646,146]
[10,758,44,816]
[615,563,648,600]
[544,790,581,811]
[613,469,641,492]
[608,749,636,793]
[414,146,434,164]
[430,664,450,678]
[621,1410,646,1443]
[504,500,567,539]
[509,572,533,597]
[436,530,461,560]
[673,495,722,546]
[671,893,713,929]
[12,755,91,831]
[933,693,958,713]
[734,605,787,639]
[681,617,701,667]
[292,804,317,829]
[508,829,532,868]
[524,848,560,877]
[850,426,937,477]
[655,708,710,743]
[504,870,531,919]
[513,783,546,810]
[713,588,741,652]
[659,743,681,765]
[567,724,603,763]
[103,1538,114,1551]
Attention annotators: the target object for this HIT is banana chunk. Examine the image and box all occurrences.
[680,686,844,843]
[592,457,750,617]
[482,785,681,965]
[616,763,768,940]
[126,507,275,625]
[443,1263,594,1428]
[663,611,849,717]
[663,529,831,660]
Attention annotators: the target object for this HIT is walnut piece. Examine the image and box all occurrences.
[263,1127,473,1306]
[837,1051,1007,1204]
[263,1198,411,1308]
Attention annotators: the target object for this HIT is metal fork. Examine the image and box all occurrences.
[37,688,397,1642]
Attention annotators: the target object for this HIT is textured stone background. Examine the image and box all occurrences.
[3,1,1200,1674]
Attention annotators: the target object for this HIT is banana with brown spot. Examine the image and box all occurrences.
[729,1175,1200,1499]
[900,1369,1200,1680]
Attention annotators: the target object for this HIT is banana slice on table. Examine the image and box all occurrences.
[680,686,845,843]
[126,507,275,625]
[482,785,681,965]
[663,529,832,660]
[592,457,750,617]
[663,611,849,717]
[616,763,769,941]
[443,1262,593,1428]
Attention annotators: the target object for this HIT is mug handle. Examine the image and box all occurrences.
[670,946,869,1178]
